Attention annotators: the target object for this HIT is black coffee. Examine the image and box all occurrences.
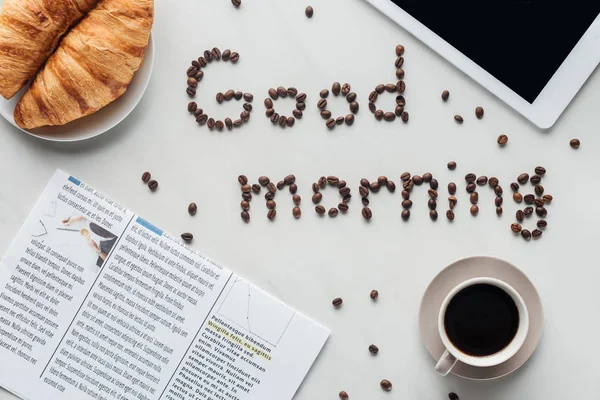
[444,284,519,357]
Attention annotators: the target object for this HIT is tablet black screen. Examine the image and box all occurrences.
[390,0,600,103]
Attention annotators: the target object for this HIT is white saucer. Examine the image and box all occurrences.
[0,34,154,142]
[419,256,543,380]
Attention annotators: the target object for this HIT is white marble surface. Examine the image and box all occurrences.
[1,0,599,399]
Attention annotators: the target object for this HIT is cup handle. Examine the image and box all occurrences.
[435,350,458,376]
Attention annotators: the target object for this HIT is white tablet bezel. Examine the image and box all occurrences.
[365,0,600,129]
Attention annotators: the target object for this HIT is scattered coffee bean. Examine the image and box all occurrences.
[534,166,546,176]
[315,205,326,215]
[534,184,544,196]
[464,173,476,183]
[495,196,503,207]
[266,200,276,210]
[380,379,392,391]
[446,209,455,220]
[534,198,544,207]
[446,162,457,172]
[470,205,479,216]
[360,178,370,188]
[240,211,250,222]
[530,175,542,184]
[510,182,519,192]
[349,101,359,114]
[338,203,349,213]
[429,209,438,220]
[524,206,534,216]
[332,297,343,307]
[402,190,410,200]
[187,66,198,77]
[242,192,252,201]
[268,88,278,100]
[203,50,213,62]
[449,393,459,400]
[291,109,302,119]
[339,391,349,400]
[264,98,274,109]
[186,87,196,96]
[332,82,341,96]
[359,186,369,197]
[312,193,323,204]
[346,92,357,103]
[524,194,535,204]
[231,0,241,6]
[448,182,457,195]
[267,209,277,220]
[187,102,197,113]
[341,83,351,95]
[385,83,396,93]
[234,91,243,100]
[223,89,235,101]
[532,229,542,239]
[370,290,379,300]
[395,44,405,56]
[401,209,411,221]
[345,114,355,125]
[537,220,547,229]
[466,183,476,193]
[325,118,334,129]
[513,192,523,203]
[413,175,423,185]
[257,176,269,186]
[430,178,439,190]
[340,187,352,196]
[238,175,248,185]
[496,206,503,215]
[296,93,307,103]
[428,199,437,210]
[401,172,411,181]
[570,138,580,148]
[224,118,233,130]
[402,199,413,209]
[320,110,332,120]
[403,180,414,191]
[243,103,253,112]
[318,176,327,187]
[420,173,431,183]
[475,106,484,119]
[362,207,372,220]
[240,200,250,211]
[497,134,508,146]
[214,120,224,131]
[317,98,327,109]
[327,176,340,185]
[374,110,384,120]
[342,194,352,203]
[279,115,287,127]
[288,206,300,219]
[328,208,339,217]
[148,180,158,190]
[207,118,216,129]
[454,115,464,124]
[141,171,151,183]
[319,89,329,99]
[521,229,532,240]
[197,56,208,67]
[536,206,547,217]
[288,184,298,194]
[362,197,369,206]
[241,184,252,193]
[470,192,479,204]
[476,176,488,185]
[181,232,193,243]
[442,90,450,101]
[252,184,261,194]
[266,182,276,193]
[368,91,378,103]
[428,189,438,199]
[511,223,522,233]
[494,185,503,195]
[516,210,525,221]
[516,174,529,185]
[276,87,287,98]
[336,116,344,125]
[265,109,275,118]
[488,177,499,188]
[543,194,553,204]
[305,5,313,17]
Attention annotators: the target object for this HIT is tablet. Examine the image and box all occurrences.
[365,0,600,128]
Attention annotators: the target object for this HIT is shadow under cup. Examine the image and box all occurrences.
[438,278,529,369]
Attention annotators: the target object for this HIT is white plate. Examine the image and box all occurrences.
[419,256,544,380]
[0,35,154,142]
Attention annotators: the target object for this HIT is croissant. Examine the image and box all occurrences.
[14,0,154,129]
[0,0,98,99]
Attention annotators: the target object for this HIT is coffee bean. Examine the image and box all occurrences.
[317,110,331,121]
[255,176,269,187]
[266,200,276,210]
[287,87,298,97]
[326,176,339,186]
[530,175,542,184]
[362,197,369,206]
[221,49,231,61]
[368,91,379,103]
[430,210,439,220]
[374,110,384,120]
[336,203,348,213]
[229,52,239,63]
[362,207,372,220]
[243,103,253,112]
[328,208,339,217]
[495,196,503,207]
[466,183,476,193]
[370,290,379,300]
[524,206,533,216]
[496,207,503,215]
[395,43,405,56]
[293,195,301,205]
[533,166,546,176]
[278,116,286,127]
[470,192,479,204]
[341,83,351,95]
[214,120,224,131]
[494,185,503,195]
[296,93,307,103]
[401,209,411,221]
[224,89,235,101]
[516,210,524,221]
[196,112,207,125]
[336,116,344,125]
[497,134,508,146]
[380,379,392,391]
[315,205,326,215]
[187,78,198,89]
[339,391,349,400]
[570,138,580,148]
[195,70,204,81]
[446,210,455,220]
[317,98,327,109]
[286,116,295,127]
[215,92,225,103]
[332,297,343,307]
[224,118,233,130]
[535,198,544,207]
[537,220,547,229]
[393,105,404,116]
[543,194,553,204]
[267,182,277,193]
[277,86,287,98]
[305,5,313,17]
[470,205,479,216]
[325,118,336,129]
[241,211,250,222]
[513,192,523,203]
[241,110,250,122]
[429,178,439,190]
[449,393,459,400]
[346,92,357,103]
[207,118,216,129]
[198,56,208,67]
[181,232,193,242]
[477,176,488,185]
[530,228,543,239]
[464,173,476,183]
[413,175,423,185]
[359,186,369,197]
[454,115,464,123]
[369,182,380,193]
[148,180,158,190]
[238,175,248,185]
[141,171,151,183]
[516,173,529,185]
[401,199,413,209]
[187,66,198,77]
[428,199,437,210]
[428,189,438,199]
[292,207,301,219]
[203,50,213,62]
[510,182,519,192]
[523,194,534,204]
[447,161,457,171]
[242,192,252,201]
[342,194,352,203]
[536,206,547,217]
[289,109,302,119]
[475,106,484,119]
[252,184,261,194]
[187,102,198,113]
[264,98,273,109]
[488,177,499,188]
[534,185,544,196]
[396,80,406,93]
[448,182,457,195]
[344,114,355,125]
[240,200,250,211]
[403,180,414,191]
[511,223,522,233]
[521,229,532,240]
[340,187,351,197]
[186,87,196,96]
[267,209,277,220]
[232,0,241,6]
[268,88,278,100]
[400,172,411,181]
[319,89,329,99]
[402,190,410,200]
[318,176,327,188]
[241,184,252,193]
[332,82,341,96]
[441,90,450,101]
[396,67,405,80]
[312,192,322,204]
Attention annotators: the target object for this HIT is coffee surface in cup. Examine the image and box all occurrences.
[444,284,519,357]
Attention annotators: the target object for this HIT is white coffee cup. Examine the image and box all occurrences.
[435,277,529,376]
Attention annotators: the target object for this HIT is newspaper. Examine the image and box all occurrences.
[0,170,329,400]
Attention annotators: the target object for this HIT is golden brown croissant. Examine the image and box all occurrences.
[0,0,99,99]
[14,0,154,129]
